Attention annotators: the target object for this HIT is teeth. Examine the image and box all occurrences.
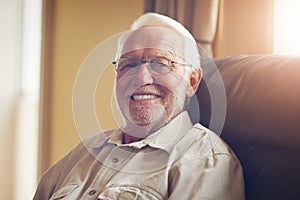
[132,94,159,100]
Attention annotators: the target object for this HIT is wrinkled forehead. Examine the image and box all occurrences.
[116,27,188,60]
[119,28,184,55]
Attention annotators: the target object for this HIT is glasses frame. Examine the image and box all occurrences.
[112,57,193,75]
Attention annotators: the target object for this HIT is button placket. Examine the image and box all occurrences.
[88,189,96,196]
[112,157,119,163]
[107,147,129,169]
[83,146,139,199]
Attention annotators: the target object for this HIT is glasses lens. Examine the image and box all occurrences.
[117,58,140,74]
[149,57,172,74]
[115,57,173,75]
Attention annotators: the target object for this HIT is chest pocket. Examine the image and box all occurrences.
[97,185,166,200]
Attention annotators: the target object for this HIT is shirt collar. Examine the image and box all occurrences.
[105,111,193,154]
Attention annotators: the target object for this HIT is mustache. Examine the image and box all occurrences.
[134,85,164,94]
[125,84,166,97]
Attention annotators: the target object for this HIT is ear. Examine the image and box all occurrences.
[186,69,202,98]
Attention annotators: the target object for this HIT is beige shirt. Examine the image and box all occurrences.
[34,112,245,200]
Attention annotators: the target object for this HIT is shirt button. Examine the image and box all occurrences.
[112,157,119,163]
[89,189,96,196]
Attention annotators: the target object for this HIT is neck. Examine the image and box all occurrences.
[123,132,144,144]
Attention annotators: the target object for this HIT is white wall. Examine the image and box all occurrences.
[0,0,22,198]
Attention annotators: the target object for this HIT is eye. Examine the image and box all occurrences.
[149,57,172,74]
[151,57,170,66]
[118,59,139,71]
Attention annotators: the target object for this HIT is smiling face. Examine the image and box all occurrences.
[115,48,199,138]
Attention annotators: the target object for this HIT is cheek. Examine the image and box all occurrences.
[157,73,187,94]
[163,77,188,107]
[116,75,125,86]
[115,75,130,95]
[115,79,127,109]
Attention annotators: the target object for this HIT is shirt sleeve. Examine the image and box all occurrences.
[168,153,245,200]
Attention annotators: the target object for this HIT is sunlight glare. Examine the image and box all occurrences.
[274,0,300,55]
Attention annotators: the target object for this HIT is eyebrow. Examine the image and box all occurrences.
[154,51,176,60]
[119,56,173,62]
[120,49,176,60]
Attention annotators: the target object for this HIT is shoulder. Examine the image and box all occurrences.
[173,123,240,165]
[168,124,245,199]
[34,130,116,198]
[42,130,116,179]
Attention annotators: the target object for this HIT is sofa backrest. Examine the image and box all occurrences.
[193,55,300,200]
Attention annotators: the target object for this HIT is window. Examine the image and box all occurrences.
[274,0,300,54]
[14,0,42,199]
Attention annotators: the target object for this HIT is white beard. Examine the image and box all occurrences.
[121,78,188,139]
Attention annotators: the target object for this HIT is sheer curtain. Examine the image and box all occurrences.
[0,0,41,199]
[144,0,221,57]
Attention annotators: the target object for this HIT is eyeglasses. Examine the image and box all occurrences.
[112,57,193,75]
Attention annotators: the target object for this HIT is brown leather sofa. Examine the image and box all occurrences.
[192,55,300,200]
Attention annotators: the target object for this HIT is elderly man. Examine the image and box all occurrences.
[34,13,244,199]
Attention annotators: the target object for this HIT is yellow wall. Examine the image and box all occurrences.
[45,0,143,168]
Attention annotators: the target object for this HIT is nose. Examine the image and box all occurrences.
[133,62,154,85]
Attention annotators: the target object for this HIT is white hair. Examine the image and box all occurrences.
[131,13,195,41]
[116,13,201,69]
